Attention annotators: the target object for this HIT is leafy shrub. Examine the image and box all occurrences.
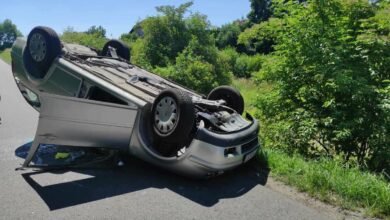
[61,27,107,49]
[218,47,239,73]
[218,48,264,78]
[215,21,242,49]
[130,2,232,94]
[237,17,283,54]
[155,37,232,94]
[255,0,390,173]
[233,54,263,78]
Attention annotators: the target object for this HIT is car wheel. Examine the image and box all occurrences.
[207,86,244,114]
[101,39,130,61]
[23,26,61,79]
[152,89,195,154]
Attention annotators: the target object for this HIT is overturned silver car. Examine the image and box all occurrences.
[11,26,260,178]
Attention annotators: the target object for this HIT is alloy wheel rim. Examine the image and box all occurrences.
[154,96,178,134]
[29,33,47,62]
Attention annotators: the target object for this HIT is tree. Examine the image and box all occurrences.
[215,21,242,49]
[247,0,272,24]
[238,17,283,54]
[131,2,193,67]
[86,25,106,38]
[129,2,233,93]
[0,19,22,50]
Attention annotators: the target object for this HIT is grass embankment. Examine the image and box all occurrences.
[0,48,11,64]
[233,78,390,218]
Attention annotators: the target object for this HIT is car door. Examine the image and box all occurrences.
[23,92,138,167]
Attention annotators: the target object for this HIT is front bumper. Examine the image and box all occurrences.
[132,111,260,178]
[187,118,260,173]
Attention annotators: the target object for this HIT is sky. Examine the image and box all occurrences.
[0,0,251,38]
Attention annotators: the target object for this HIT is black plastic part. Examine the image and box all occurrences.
[207,86,245,114]
[101,39,130,61]
[23,26,61,79]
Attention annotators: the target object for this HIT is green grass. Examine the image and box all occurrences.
[232,77,258,114]
[0,48,11,64]
[233,77,390,218]
[265,149,390,218]
[232,77,273,115]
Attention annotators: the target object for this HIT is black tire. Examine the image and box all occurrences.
[207,86,245,114]
[23,26,61,79]
[101,39,130,61]
[151,89,195,154]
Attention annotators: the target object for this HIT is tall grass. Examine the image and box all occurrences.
[232,77,268,115]
[266,149,390,217]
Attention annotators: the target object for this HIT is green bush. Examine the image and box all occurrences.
[61,27,107,49]
[218,48,263,78]
[233,54,263,78]
[255,0,390,172]
[215,21,242,49]
[218,47,239,73]
[155,37,232,94]
[130,2,232,94]
[238,17,282,54]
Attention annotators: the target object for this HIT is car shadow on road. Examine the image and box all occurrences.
[16,142,269,211]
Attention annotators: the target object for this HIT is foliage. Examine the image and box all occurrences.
[86,25,106,38]
[231,77,260,114]
[120,21,144,44]
[61,26,107,49]
[130,2,232,93]
[156,36,232,94]
[131,2,194,67]
[236,76,390,218]
[218,47,239,73]
[266,148,390,218]
[247,0,272,24]
[255,0,390,173]
[219,48,263,78]
[0,48,11,64]
[238,17,283,54]
[0,19,22,50]
[234,54,263,78]
[215,21,242,49]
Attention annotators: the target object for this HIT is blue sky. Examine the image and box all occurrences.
[0,0,251,38]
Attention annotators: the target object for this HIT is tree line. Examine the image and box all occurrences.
[0,19,22,50]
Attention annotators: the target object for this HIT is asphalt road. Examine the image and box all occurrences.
[0,59,335,220]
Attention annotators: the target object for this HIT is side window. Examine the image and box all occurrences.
[42,67,82,97]
[87,86,127,105]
